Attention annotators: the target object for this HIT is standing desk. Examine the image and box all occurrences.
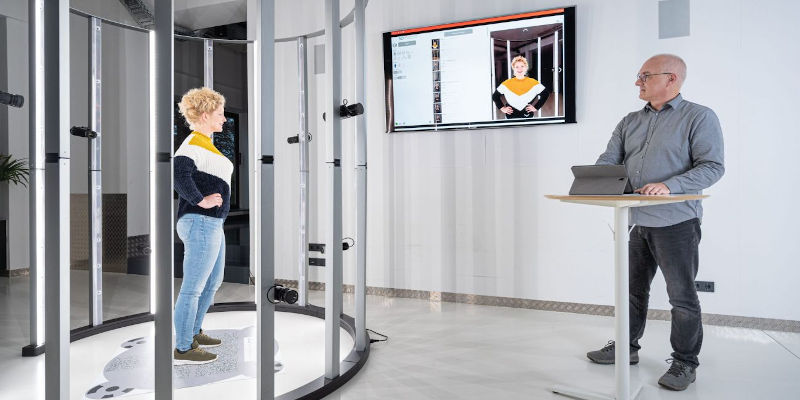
[545,194,708,400]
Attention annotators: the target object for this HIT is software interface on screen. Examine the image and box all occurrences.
[385,8,575,132]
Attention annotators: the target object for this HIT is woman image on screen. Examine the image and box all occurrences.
[492,55,550,119]
[172,87,234,365]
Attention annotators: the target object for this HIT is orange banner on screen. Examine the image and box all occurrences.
[391,8,565,35]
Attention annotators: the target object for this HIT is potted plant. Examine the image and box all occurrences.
[0,154,29,273]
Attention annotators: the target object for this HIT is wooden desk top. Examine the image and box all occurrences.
[545,194,707,201]
[545,194,708,208]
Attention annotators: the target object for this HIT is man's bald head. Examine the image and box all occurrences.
[636,54,687,109]
[648,54,687,87]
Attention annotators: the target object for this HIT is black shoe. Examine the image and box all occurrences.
[586,340,639,365]
[658,358,696,391]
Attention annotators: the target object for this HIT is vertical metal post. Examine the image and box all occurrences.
[148,30,156,315]
[614,207,631,400]
[203,38,213,88]
[153,0,174,398]
[43,0,70,398]
[247,0,260,293]
[28,0,46,351]
[88,17,103,326]
[489,39,496,116]
[353,0,368,352]
[553,30,559,117]
[257,1,276,398]
[324,0,343,379]
[296,36,309,307]
[536,37,542,118]
[506,40,511,79]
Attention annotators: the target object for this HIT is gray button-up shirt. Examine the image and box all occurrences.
[596,94,725,227]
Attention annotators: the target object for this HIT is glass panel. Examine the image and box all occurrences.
[172,37,203,298]
[173,39,254,305]
[214,42,253,303]
[99,22,152,320]
[68,13,90,330]
[174,37,204,147]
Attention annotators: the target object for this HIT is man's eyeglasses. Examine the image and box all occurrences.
[636,72,673,82]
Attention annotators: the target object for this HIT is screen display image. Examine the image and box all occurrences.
[384,7,576,132]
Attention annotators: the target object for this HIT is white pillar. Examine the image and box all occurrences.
[28,0,46,352]
[153,0,175,398]
[296,36,310,307]
[506,40,511,79]
[203,38,213,88]
[536,36,542,118]
[353,0,368,352]
[43,0,70,398]
[324,0,344,379]
[256,1,276,398]
[553,30,559,117]
[614,207,631,400]
[88,16,103,326]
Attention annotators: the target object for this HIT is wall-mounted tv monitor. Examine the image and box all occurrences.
[383,7,576,132]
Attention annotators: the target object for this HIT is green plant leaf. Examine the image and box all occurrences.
[0,154,30,188]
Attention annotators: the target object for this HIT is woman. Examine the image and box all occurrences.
[172,87,233,365]
[492,55,550,119]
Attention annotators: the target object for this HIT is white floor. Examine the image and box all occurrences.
[68,311,352,400]
[2,273,799,399]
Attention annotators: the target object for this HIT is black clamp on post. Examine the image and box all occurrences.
[261,155,274,164]
[309,243,325,253]
[70,126,98,139]
[287,132,312,144]
[339,99,364,119]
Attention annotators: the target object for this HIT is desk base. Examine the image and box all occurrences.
[552,383,643,400]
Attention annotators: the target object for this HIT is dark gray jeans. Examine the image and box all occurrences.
[628,218,702,367]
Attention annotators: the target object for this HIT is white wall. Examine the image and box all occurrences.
[271,0,800,322]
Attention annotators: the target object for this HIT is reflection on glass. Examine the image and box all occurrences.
[69,13,91,330]
[102,22,152,322]
[170,41,254,304]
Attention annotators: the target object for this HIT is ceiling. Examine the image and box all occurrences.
[141,0,246,30]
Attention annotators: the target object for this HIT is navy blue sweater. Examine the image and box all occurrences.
[174,132,234,220]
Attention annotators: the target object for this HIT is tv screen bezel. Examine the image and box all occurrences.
[383,6,576,132]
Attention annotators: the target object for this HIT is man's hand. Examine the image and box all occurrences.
[525,104,537,113]
[634,183,670,195]
[198,193,223,209]
[500,106,513,115]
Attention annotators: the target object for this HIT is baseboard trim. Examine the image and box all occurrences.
[0,268,29,277]
[275,279,800,333]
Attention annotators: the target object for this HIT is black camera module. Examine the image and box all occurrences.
[70,126,98,139]
[268,284,299,305]
[0,90,24,108]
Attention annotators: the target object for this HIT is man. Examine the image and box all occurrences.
[587,54,724,391]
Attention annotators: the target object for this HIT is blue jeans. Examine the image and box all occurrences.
[629,218,703,367]
[174,214,226,351]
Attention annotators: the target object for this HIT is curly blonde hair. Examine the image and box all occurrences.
[177,87,226,129]
[511,55,529,71]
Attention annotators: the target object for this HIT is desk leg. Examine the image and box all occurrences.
[552,207,640,400]
[614,206,631,400]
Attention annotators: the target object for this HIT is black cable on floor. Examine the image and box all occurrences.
[366,329,388,343]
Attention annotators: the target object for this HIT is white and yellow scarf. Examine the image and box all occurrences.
[496,77,545,111]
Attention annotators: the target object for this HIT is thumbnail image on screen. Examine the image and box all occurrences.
[383,7,576,132]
